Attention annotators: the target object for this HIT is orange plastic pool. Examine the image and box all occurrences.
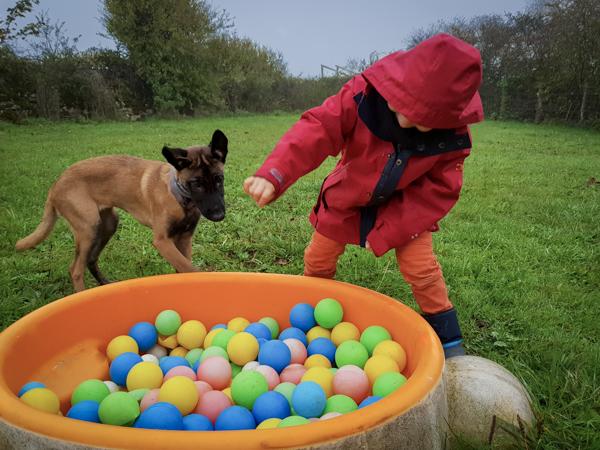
[0,273,445,449]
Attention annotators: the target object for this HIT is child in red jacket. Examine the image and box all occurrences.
[243,34,484,358]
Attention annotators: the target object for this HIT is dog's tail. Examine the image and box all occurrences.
[15,198,58,251]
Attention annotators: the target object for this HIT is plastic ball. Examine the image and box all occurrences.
[257,337,268,348]
[373,340,407,371]
[126,362,164,391]
[164,365,197,382]
[289,303,316,332]
[252,391,290,424]
[158,334,178,349]
[360,325,392,355]
[128,322,158,352]
[335,340,369,368]
[176,320,207,350]
[324,394,358,414]
[331,322,360,346]
[170,346,188,358]
[320,411,342,420]
[200,346,229,362]
[279,327,307,346]
[185,348,203,366]
[20,388,60,414]
[304,354,332,369]
[106,335,139,361]
[66,400,100,422]
[98,392,140,425]
[110,352,143,386]
[257,418,282,429]
[332,366,370,404]
[159,356,190,375]
[280,364,307,384]
[194,390,232,423]
[18,381,45,397]
[197,356,232,390]
[211,323,227,330]
[373,372,407,397]
[141,354,159,365]
[292,381,326,418]
[227,317,250,333]
[230,362,242,378]
[158,376,199,415]
[283,338,307,364]
[307,337,336,364]
[314,298,343,329]
[212,329,236,351]
[364,355,400,385]
[273,382,296,410]
[222,387,232,401]
[155,310,182,336]
[103,380,119,393]
[134,402,183,430]
[147,344,168,359]
[140,389,160,412]
[128,388,149,402]
[306,326,331,343]
[301,367,334,397]
[259,317,279,339]
[71,379,110,405]
[277,416,311,427]
[231,370,268,409]
[183,413,213,431]
[358,395,382,408]
[204,328,224,348]
[245,322,272,341]
[243,361,260,371]
[258,339,292,373]
[227,332,259,366]
[215,405,256,430]
[255,365,280,390]
[194,381,212,398]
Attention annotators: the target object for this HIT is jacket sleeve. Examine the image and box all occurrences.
[254,77,361,201]
[366,149,470,257]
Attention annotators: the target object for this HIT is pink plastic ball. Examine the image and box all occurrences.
[140,388,160,412]
[321,412,342,420]
[242,361,260,371]
[280,363,307,385]
[194,390,232,423]
[255,365,280,390]
[164,366,197,382]
[309,417,320,423]
[333,366,370,404]
[194,380,213,397]
[197,356,232,390]
[283,338,307,364]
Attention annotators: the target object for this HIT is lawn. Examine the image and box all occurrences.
[0,116,599,448]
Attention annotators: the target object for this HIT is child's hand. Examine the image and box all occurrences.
[365,241,373,252]
[243,176,275,207]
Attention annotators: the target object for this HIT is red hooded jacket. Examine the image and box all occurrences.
[255,34,484,257]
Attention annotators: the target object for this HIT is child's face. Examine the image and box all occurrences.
[387,103,432,132]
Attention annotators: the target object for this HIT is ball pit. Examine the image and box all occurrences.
[0,273,445,449]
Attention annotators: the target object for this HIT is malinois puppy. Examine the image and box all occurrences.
[16,129,228,292]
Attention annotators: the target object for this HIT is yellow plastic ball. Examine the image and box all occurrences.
[204,328,224,348]
[373,340,407,372]
[331,322,360,346]
[170,346,188,358]
[158,334,178,350]
[106,335,139,361]
[20,388,60,414]
[301,367,334,397]
[228,317,250,333]
[257,418,282,429]
[227,332,259,366]
[306,326,331,343]
[158,376,198,415]
[364,355,400,385]
[126,362,163,391]
[304,354,332,369]
[222,387,232,402]
[176,320,207,350]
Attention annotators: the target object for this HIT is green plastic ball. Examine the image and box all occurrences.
[230,362,242,378]
[199,346,229,362]
[71,379,110,406]
[259,317,280,339]
[185,348,204,366]
[274,382,297,414]
[314,298,343,329]
[98,392,140,426]
[128,388,149,402]
[324,394,358,414]
[360,326,392,355]
[277,415,311,427]
[373,372,407,397]
[335,340,369,368]
[231,371,268,409]
[155,310,182,336]
[212,329,236,350]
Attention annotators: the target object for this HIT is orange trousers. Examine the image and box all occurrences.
[303,231,452,314]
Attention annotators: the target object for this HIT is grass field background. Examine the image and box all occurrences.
[0,116,599,448]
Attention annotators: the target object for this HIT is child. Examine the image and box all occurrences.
[243,34,484,358]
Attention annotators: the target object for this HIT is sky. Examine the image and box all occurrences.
[2,0,530,77]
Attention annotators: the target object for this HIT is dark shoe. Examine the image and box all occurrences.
[422,308,465,359]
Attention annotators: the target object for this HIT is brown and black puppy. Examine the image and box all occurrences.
[15,129,228,292]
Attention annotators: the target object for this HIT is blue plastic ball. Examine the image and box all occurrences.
[307,337,337,364]
[289,303,316,332]
[279,327,308,346]
[292,381,326,418]
[211,323,227,330]
[134,402,184,430]
[18,381,46,397]
[128,322,158,352]
[192,359,201,372]
[215,406,256,430]
[109,352,143,386]
[245,323,272,341]
[183,414,214,431]
[359,395,382,408]
[66,400,100,423]
[158,356,190,375]
[258,340,292,373]
[252,391,290,424]
[257,337,268,348]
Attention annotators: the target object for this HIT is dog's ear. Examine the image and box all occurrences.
[210,129,228,164]
[162,146,192,171]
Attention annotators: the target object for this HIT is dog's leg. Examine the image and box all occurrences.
[87,208,119,285]
[175,233,193,261]
[152,232,198,273]
[69,229,95,292]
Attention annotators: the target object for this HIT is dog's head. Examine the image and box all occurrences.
[162,129,228,222]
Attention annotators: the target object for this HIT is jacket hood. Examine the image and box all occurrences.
[362,33,484,129]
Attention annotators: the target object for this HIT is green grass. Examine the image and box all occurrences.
[1,116,599,448]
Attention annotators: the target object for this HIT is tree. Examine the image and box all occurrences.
[0,0,46,45]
